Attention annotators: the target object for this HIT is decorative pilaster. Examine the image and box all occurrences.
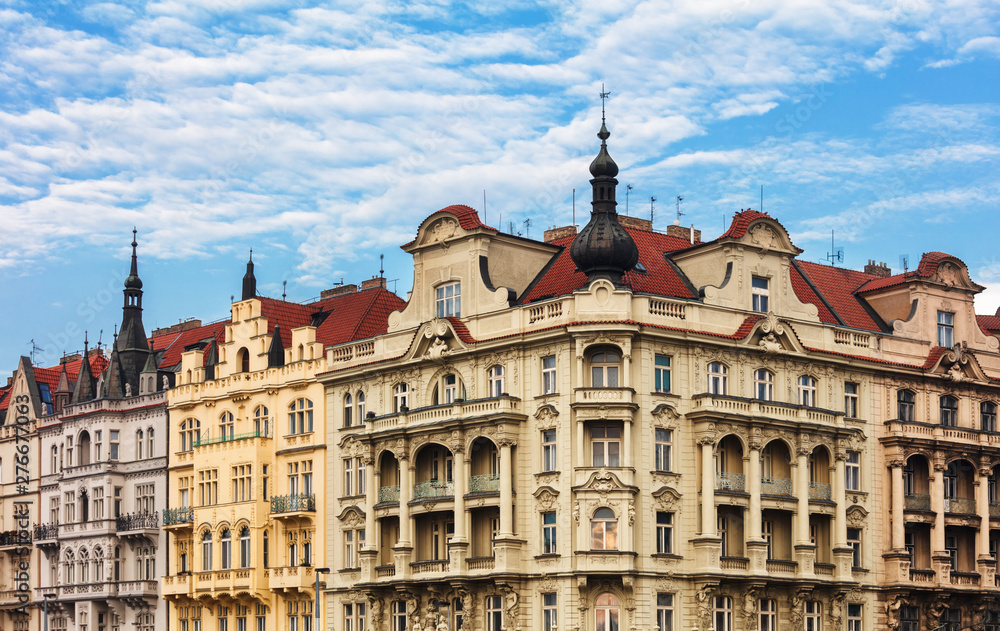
[794,447,816,578]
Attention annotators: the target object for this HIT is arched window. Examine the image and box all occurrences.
[180,419,201,452]
[434,374,465,405]
[288,399,314,434]
[93,547,104,582]
[240,526,251,568]
[79,548,89,583]
[357,391,366,421]
[983,401,997,432]
[940,395,958,427]
[488,365,506,396]
[136,430,144,460]
[595,593,621,631]
[237,347,249,373]
[591,507,618,550]
[589,351,620,388]
[754,369,773,401]
[393,384,410,413]
[220,412,235,440]
[344,393,353,427]
[253,405,269,437]
[220,529,231,570]
[64,549,75,583]
[898,390,915,422]
[799,375,817,407]
[201,531,213,571]
[147,428,154,458]
[708,362,728,395]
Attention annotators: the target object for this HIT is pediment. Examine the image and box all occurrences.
[743,312,805,355]
[651,485,682,510]
[414,213,469,248]
[740,219,802,256]
[572,470,638,494]
[927,343,989,383]
[928,259,983,291]
[405,318,470,362]
[337,505,366,525]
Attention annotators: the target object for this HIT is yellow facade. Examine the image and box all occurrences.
[165,297,328,631]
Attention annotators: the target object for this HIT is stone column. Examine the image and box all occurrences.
[746,438,768,574]
[577,419,585,467]
[364,457,377,549]
[833,448,856,581]
[398,456,412,546]
[700,438,716,536]
[449,450,469,573]
[891,461,905,550]
[794,447,816,577]
[622,420,632,469]
[978,463,996,586]
[499,440,514,537]
[930,459,951,581]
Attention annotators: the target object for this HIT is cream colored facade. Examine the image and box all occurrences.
[317,209,960,630]
[165,297,329,631]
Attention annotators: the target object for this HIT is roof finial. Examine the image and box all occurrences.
[600,83,610,125]
[249,247,253,262]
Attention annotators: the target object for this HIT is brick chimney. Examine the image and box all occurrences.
[61,353,82,364]
[360,276,387,291]
[864,260,891,278]
[152,319,203,337]
[618,215,653,231]
[665,223,702,243]
[321,284,358,299]
[543,225,578,243]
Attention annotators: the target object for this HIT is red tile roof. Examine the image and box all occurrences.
[719,209,772,239]
[522,226,697,303]
[151,321,227,370]
[30,354,110,396]
[436,205,495,231]
[794,262,884,331]
[856,251,970,293]
[314,288,407,347]
[978,315,1000,332]
[0,385,10,412]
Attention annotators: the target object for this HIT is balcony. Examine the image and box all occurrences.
[0,589,28,607]
[49,581,118,600]
[375,564,396,578]
[116,512,158,537]
[951,571,981,586]
[574,388,635,405]
[270,494,316,515]
[716,472,746,492]
[33,523,58,546]
[269,565,315,592]
[368,396,523,433]
[761,476,793,496]
[909,569,935,583]
[904,494,931,511]
[691,394,841,425]
[720,556,749,571]
[465,556,495,571]
[944,497,976,514]
[162,574,192,598]
[410,559,449,575]
[808,482,832,500]
[118,579,159,603]
[992,502,1000,518]
[193,429,269,448]
[163,507,194,527]
[468,475,500,494]
[378,485,400,503]
[765,559,798,575]
[0,530,29,551]
[413,480,454,500]
[57,519,116,538]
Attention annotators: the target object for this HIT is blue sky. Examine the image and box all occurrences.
[2,0,999,368]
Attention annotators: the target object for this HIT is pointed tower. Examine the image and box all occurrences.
[569,89,639,286]
[55,362,72,414]
[139,349,159,395]
[204,340,219,380]
[267,325,285,368]
[104,331,127,399]
[116,229,151,393]
[242,249,257,300]
[71,334,97,404]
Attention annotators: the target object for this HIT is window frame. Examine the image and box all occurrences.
[708,362,728,395]
[288,398,314,435]
[713,596,733,631]
[752,275,769,312]
[589,350,621,388]
[487,365,505,397]
[937,310,954,347]
[846,451,861,491]
[982,401,997,432]
[435,281,461,318]
[654,354,671,393]
[760,598,776,631]
[898,390,915,421]
[590,424,622,468]
[542,511,557,555]
[799,375,817,407]
[754,369,773,401]
[590,507,619,551]
[847,527,862,568]
[542,356,557,394]
[655,511,673,554]
[940,395,958,427]
[393,383,409,412]
[844,382,859,418]
[654,428,672,472]
[541,429,557,472]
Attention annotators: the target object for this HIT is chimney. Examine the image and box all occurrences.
[618,215,653,231]
[665,223,702,243]
[152,319,203,337]
[543,225,578,243]
[61,353,82,364]
[321,284,358,299]
[360,276,387,291]
[864,260,891,278]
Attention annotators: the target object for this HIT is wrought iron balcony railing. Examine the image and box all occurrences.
[716,472,745,492]
[116,512,158,531]
[904,494,931,511]
[163,507,194,526]
[0,531,29,546]
[413,480,454,499]
[808,481,832,500]
[469,475,500,493]
[379,485,401,503]
[33,523,57,540]
[761,476,794,496]
[192,429,268,448]
[270,493,315,513]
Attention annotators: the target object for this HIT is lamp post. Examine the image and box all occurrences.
[314,567,330,631]
[42,593,56,631]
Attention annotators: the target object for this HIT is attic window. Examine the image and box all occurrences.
[436,282,461,318]
[937,311,954,347]
[633,262,647,274]
[311,310,331,328]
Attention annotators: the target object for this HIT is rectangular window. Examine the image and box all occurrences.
[847,604,863,631]
[805,602,821,631]
[655,428,672,472]
[92,487,105,520]
[357,458,366,496]
[938,311,954,347]
[541,430,557,472]
[95,430,102,461]
[945,534,958,570]
[436,282,461,318]
[848,528,862,568]
[231,465,252,503]
[901,606,920,631]
[110,430,120,461]
[344,604,366,631]
[759,599,776,631]
[762,519,773,559]
[714,596,733,631]
[718,514,729,557]
[654,354,671,392]
[486,595,503,631]
[542,511,557,554]
[752,276,769,312]
[542,594,557,631]
[392,601,407,631]
[655,511,673,554]
[114,486,122,517]
[590,425,621,467]
[344,458,354,496]
[844,382,858,418]
[542,356,557,394]
[656,593,673,631]
[846,451,861,491]
[199,469,218,506]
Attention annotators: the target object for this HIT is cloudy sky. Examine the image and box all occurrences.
[2,0,999,367]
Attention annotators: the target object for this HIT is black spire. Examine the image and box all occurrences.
[117,229,150,395]
[204,340,219,380]
[569,87,639,286]
[267,324,285,368]
[71,333,97,404]
[104,331,126,399]
[242,248,257,300]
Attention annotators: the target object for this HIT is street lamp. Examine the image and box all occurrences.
[314,567,330,631]
[42,593,56,631]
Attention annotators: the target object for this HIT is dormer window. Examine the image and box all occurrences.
[752,276,769,313]
[937,311,954,347]
[436,282,461,318]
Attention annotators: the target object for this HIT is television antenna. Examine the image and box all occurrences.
[675,196,684,222]
[625,184,633,215]
[824,230,843,266]
[899,254,909,273]
[649,196,656,224]
[29,339,45,365]
[523,218,531,240]
[379,254,385,279]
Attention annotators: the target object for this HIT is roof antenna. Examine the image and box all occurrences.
[282,280,287,301]
[572,189,575,226]
[899,254,910,273]
[524,218,531,240]
[825,230,844,266]
[96,329,104,354]
[626,184,633,216]
[760,184,764,213]
[230,295,234,304]
[483,190,487,225]
[600,83,610,123]
[649,196,656,225]
[379,254,385,279]
[675,196,684,223]
[29,339,45,365]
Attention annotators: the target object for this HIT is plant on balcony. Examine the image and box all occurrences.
[366,411,376,419]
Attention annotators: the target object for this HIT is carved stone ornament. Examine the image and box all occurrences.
[533,486,559,511]
[430,217,459,244]
[534,404,560,429]
[758,332,784,355]
[651,403,680,429]
[846,505,868,529]
[652,486,682,511]
[749,223,775,254]
[759,311,786,337]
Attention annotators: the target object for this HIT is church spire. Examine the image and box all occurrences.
[242,248,257,300]
[117,229,150,396]
[569,86,639,286]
